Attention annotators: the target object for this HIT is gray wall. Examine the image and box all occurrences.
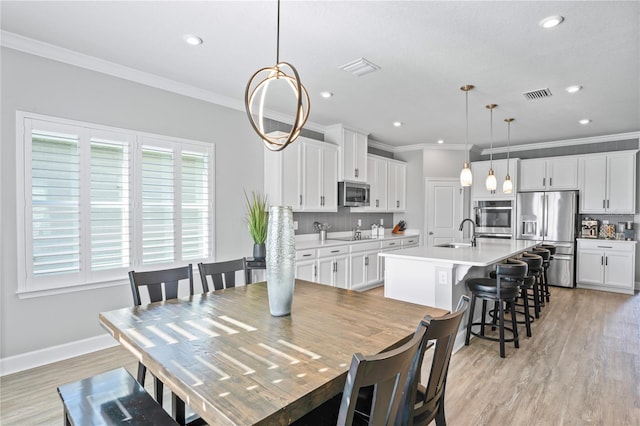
[1,48,264,357]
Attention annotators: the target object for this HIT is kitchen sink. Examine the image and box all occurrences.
[327,237,375,242]
[435,242,473,248]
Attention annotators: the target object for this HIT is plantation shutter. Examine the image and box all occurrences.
[90,135,131,271]
[181,149,210,260]
[141,145,175,264]
[31,129,81,277]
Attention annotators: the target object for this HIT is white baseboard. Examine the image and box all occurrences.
[0,333,118,377]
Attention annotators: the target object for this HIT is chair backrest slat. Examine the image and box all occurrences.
[128,265,193,306]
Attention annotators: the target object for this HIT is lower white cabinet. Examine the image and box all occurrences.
[317,246,350,288]
[295,249,318,282]
[349,241,381,291]
[577,239,636,295]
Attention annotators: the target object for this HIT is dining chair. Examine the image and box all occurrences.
[128,264,199,425]
[337,316,430,425]
[197,258,247,292]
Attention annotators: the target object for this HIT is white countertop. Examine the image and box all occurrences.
[295,230,419,251]
[379,239,538,267]
[576,238,637,244]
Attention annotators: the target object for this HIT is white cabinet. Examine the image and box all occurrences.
[366,156,388,211]
[519,156,579,192]
[388,161,407,212]
[264,137,338,212]
[471,158,518,199]
[349,241,381,290]
[317,245,350,288]
[580,152,636,214]
[295,249,318,282]
[325,124,368,183]
[577,239,636,295]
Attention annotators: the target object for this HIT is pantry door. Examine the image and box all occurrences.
[425,178,463,247]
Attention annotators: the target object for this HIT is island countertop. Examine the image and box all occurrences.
[379,238,538,267]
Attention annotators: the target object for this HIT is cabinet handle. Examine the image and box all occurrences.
[300,194,303,206]
[605,256,608,266]
[314,265,317,278]
[330,250,340,253]
[303,253,312,257]
[365,256,369,266]
[333,261,337,273]
[397,200,400,208]
[607,200,610,209]
[549,177,553,187]
[601,256,604,265]
[597,246,613,249]
[389,242,396,246]
[355,168,359,178]
[543,177,546,187]
[603,199,606,209]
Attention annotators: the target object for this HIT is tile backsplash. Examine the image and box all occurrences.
[294,207,394,235]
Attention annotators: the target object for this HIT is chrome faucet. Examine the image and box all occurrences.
[459,218,477,247]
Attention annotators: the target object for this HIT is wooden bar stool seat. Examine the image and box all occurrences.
[57,367,178,426]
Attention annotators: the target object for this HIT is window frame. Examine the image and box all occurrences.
[16,111,215,298]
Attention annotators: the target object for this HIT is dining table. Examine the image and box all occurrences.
[99,279,448,425]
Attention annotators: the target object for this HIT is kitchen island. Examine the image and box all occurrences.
[380,238,538,312]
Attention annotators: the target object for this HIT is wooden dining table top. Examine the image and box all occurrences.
[99,279,447,425]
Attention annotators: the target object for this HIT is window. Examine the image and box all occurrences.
[17,112,214,297]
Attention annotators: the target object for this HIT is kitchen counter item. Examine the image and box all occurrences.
[599,224,617,240]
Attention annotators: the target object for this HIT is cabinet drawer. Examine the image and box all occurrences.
[380,240,401,249]
[350,241,381,253]
[578,240,636,253]
[296,249,317,261]
[402,237,419,247]
[317,245,349,258]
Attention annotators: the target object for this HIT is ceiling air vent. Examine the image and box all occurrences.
[523,88,552,100]
[339,57,381,77]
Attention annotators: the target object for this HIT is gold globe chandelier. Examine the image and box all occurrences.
[245,0,310,151]
[485,104,498,192]
[503,118,514,194]
[459,85,474,187]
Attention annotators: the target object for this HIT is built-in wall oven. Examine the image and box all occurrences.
[473,200,514,239]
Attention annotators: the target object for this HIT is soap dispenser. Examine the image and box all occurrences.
[371,223,378,239]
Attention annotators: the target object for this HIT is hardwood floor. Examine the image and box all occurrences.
[1,286,638,425]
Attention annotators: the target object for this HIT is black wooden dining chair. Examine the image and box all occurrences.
[128,264,202,425]
[197,258,247,292]
[337,318,430,426]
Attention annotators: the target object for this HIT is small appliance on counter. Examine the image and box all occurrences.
[622,221,635,241]
[581,218,598,239]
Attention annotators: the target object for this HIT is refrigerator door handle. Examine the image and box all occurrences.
[544,194,550,237]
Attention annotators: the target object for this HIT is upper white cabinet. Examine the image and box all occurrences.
[471,158,518,199]
[264,137,338,212]
[325,124,368,183]
[367,156,389,211]
[580,151,637,214]
[518,155,578,191]
[388,161,407,212]
[518,156,579,192]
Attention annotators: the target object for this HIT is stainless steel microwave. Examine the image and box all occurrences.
[338,181,370,207]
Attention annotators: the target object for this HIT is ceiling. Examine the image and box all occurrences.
[1,1,639,150]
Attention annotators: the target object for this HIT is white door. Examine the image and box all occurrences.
[580,156,607,213]
[334,256,350,289]
[576,249,604,285]
[606,154,635,213]
[350,253,367,289]
[365,251,380,285]
[425,178,463,247]
[303,143,322,210]
[321,145,338,210]
[296,260,317,283]
[604,250,634,289]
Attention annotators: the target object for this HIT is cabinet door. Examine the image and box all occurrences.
[334,256,350,289]
[519,158,547,191]
[350,253,367,289]
[576,248,604,285]
[354,132,368,182]
[388,163,406,212]
[302,143,323,210]
[296,260,317,283]
[342,129,358,182]
[604,250,634,289]
[548,157,578,190]
[321,145,338,210]
[282,143,302,210]
[365,251,380,285]
[368,157,388,211]
[606,154,635,213]
[317,258,335,286]
[580,156,607,213]
[471,161,491,198]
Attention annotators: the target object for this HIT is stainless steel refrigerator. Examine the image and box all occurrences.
[516,191,578,288]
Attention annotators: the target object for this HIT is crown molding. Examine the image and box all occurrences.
[1,30,326,133]
[482,131,640,155]
[367,139,397,152]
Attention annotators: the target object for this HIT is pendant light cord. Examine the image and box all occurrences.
[276,0,280,64]
[506,120,510,169]
[465,90,469,163]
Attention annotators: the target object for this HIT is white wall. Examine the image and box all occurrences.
[0,48,264,358]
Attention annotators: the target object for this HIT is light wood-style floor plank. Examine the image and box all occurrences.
[1,286,638,425]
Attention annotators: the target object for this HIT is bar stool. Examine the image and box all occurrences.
[465,258,528,358]
[539,243,556,302]
[516,253,544,335]
[531,247,551,307]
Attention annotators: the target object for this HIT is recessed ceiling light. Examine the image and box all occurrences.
[183,34,203,46]
[566,85,582,93]
[437,139,444,144]
[579,119,591,125]
[320,91,333,99]
[539,15,564,29]
[393,121,403,127]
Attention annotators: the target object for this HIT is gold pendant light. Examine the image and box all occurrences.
[503,118,514,194]
[485,104,498,192]
[459,85,474,187]
[245,0,310,151]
